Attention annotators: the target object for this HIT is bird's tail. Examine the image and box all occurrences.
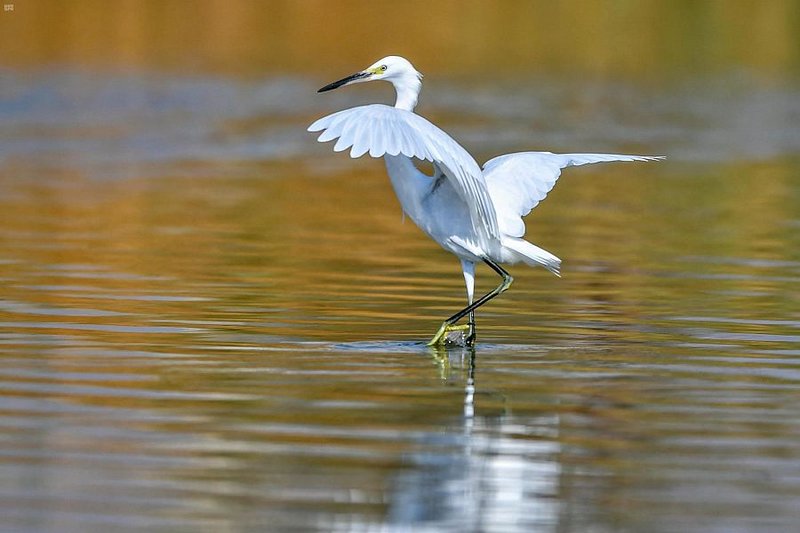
[503,238,561,277]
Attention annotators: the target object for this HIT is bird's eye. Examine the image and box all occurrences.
[380,65,387,71]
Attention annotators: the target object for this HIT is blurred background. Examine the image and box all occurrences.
[1,1,799,532]
[2,0,798,77]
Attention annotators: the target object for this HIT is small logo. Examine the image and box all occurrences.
[3,4,13,11]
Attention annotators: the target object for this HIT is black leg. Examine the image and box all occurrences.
[465,309,476,346]
[445,259,513,323]
[428,258,514,346]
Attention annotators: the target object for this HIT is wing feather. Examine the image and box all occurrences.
[309,104,501,247]
[349,119,370,158]
[484,152,664,237]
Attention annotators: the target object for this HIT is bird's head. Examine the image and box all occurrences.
[318,56,423,110]
[318,56,422,92]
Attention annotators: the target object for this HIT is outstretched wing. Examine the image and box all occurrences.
[308,104,501,248]
[484,152,664,237]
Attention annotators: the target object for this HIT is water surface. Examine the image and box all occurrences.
[2,3,800,531]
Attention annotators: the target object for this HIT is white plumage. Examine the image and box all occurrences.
[309,55,662,345]
[309,104,501,252]
[483,152,663,239]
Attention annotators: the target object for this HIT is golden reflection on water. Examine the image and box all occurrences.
[2,157,797,345]
[2,0,798,78]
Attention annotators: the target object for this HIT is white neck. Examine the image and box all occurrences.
[392,74,422,112]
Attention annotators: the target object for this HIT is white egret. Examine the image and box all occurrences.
[309,56,661,346]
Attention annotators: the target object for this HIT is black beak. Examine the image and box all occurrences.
[318,71,371,93]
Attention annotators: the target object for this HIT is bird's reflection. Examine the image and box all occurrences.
[428,343,479,420]
[385,344,560,529]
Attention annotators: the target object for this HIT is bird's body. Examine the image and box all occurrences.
[309,56,661,345]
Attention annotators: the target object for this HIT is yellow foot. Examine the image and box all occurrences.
[427,323,472,347]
